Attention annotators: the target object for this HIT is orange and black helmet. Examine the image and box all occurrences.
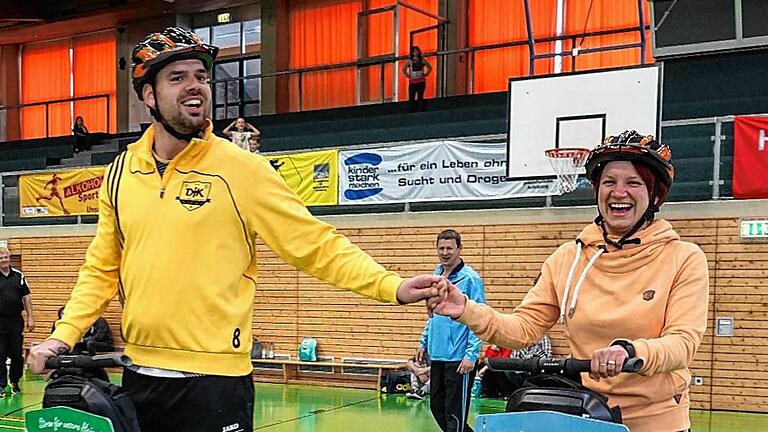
[585,130,674,188]
[131,27,218,100]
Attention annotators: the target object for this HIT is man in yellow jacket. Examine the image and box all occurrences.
[27,27,440,432]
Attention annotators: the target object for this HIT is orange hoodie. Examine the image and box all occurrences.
[458,219,709,432]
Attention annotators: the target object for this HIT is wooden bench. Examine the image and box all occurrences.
[252,358,407,391]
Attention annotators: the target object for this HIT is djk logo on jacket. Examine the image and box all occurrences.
[176,181,212,211]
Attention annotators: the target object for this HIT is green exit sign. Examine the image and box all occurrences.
[740,219,768,240]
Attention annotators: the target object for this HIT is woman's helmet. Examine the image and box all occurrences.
[131,27,218,100]
[585,130,674,188]
[584,130,675,248]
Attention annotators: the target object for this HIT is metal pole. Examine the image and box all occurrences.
[393,2,400,102]
[357,9,365,105]
[380,64,385,103]
[0,175,4,227]
[523,0,536,76]
[469,50,475,95]
[45,103,49,138]
[298,72,303,112]
[711,117,724,199]
[106,95,111,133]
[637,0,646,63]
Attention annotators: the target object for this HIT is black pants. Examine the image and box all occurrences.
[408,81,426,112]
[430,360,475,432]
[481,371,528,399]
[0,317,24,388]
[122,369,254,432]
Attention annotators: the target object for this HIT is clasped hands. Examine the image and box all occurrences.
[397,275,464,318]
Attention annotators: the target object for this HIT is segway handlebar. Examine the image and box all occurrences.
[45,353,133,370]
[485,356,644,375]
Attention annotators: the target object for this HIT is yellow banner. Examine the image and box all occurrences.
[19,167,106,218]
[265,149,338,206]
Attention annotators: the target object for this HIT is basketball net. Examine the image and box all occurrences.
[545,148,590,194]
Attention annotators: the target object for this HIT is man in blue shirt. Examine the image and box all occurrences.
[416,229,485,432]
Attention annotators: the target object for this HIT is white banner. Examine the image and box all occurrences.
[339,141,557,205]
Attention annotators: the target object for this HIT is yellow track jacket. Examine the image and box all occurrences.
[50,124,404,376]
[458,219,709,432]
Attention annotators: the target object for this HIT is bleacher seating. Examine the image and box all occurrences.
[0,89,744,222]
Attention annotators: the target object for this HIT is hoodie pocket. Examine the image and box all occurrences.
[671,369,691,395]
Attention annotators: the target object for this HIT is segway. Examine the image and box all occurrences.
[475,356,644,432]
[25,352,140,432]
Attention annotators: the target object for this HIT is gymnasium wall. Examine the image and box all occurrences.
[4,200,767,412]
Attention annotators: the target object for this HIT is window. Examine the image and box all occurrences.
[194,19,262,119]
[212,23,242,49]
[244,20,261,45]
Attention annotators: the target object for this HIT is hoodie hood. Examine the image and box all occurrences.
[577,219,680,272]
[559,219,680,323]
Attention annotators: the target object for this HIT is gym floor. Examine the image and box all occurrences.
[0,374,765,431]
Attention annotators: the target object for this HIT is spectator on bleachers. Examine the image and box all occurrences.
[223,117,260,151]
[249,134,261,153]
[72,116,90,153]
[402,46,432,113]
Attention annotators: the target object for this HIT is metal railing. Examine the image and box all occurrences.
[0,94,111,139]
[212,25,650,116]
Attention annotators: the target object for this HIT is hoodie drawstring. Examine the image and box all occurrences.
[559,240,583,324]
[559,241,606,323]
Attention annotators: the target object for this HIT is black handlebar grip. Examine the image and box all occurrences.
[45,353,132,370]
[563,359,592,375]
[485,356,644,375]
[485,357,538,373]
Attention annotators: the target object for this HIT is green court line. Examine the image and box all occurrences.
[254,395,381,430]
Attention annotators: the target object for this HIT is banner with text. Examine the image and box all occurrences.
[19,167,106,218]
[339,141,557,205]
[264,149,338,206]
[734,116,768,199]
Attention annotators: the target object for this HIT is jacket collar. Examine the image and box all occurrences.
[438,259,465,279]
[128,121,214,170]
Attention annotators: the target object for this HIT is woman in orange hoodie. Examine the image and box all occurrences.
[431,131,708,432]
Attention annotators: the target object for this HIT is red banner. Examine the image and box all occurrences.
[733,116,768,199]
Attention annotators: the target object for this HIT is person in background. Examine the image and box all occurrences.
[418,229,485,432]
[401,46,432,113]
[72,116,90,153]
[0,246,35,397]
[476,336,552,399]
[405,348,430,400]
[249,134,261,153]
[223,117,260,151]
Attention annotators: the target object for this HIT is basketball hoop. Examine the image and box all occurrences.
[545,148,590,194]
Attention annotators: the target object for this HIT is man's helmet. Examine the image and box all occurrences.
[131,27,218,100]
[585,130,674,188]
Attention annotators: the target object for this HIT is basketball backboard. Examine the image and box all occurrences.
[506,65,661,181]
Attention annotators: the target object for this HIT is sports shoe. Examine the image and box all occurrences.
[407,390,425,400]
[10,383,20,395]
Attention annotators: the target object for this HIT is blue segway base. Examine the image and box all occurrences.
[475,411,629,432]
